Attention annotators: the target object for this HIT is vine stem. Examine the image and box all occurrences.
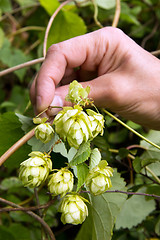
[0,128,35,166]
[43,0,74,57]
[7,26,45,38]
[81,190,160,200]
[0,197,55,240]
[0,57,44,77]
[102,109,160,151]
[112,0,121,27]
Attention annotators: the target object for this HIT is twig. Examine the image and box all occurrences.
[25,39,41,54]
[141,21,159,48]
[43,0,74,57]
[151,49,160,56]
[7,26,45,38]
[102,109,160,151]
[0,197,56,240]
[112,0,121,27]
[0,57,44,77]
[81,190,160,200]
[91,0,103,28]
[0,128,35,166]
[34,188,43,217]
[0,3,40,22]
[0,199,55,213]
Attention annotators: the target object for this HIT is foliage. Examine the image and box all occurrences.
[0,0,160,240]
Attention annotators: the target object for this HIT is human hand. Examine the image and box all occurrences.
[30,27,160,129]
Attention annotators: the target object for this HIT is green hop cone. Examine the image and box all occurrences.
[19,151,52,188]
[86,160,113,195]
[53,105,93,149]
[59,194,88,225]
[35,123,54,143]
[48,168,74,198]
[86,109,104,139]
[65,80,90,106]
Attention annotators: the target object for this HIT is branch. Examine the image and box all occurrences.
[0,128,35,166]
[112,0,121,27]
[91,0,103,28]
[102,109,160,151]
[0,57,44,77]
[81,190,160,200]
[0,199,55,213]
[0,197,55,240]
[43,0,74,57]
[7,26,45,38]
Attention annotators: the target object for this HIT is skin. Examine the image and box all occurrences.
[30,27,160,129]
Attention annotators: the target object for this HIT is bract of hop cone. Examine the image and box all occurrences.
[19,151,52,188]
[48,168,74,198]
[59,193,88,225]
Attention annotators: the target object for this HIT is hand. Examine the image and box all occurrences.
[30,27,160,129]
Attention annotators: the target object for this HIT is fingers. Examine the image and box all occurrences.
[30,27,124,114]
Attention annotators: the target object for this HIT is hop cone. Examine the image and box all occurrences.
[35,123,54,143]
[86,160,113,195]
[65,80,90,106]
[19,151,52,188]
[48,168,74,197]
[59,194,88,225]
[53,105,93,148]
[86,109,104,139]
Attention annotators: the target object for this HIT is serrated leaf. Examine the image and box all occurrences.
[70,142,91,166]
[115,187,156,229]
[96,0,116,10]
[0,112,31,170]
[76,163,89,191]
[76,169,127,240]
[16,113,34,132]
[52,132,68,158]
[89,148,101,170]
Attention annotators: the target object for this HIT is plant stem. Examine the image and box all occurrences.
[7,26,45,38]
[0,57,44,77]
[112,0,121,27]
[0,128,35,166]
[43,0,74,57]
[102,109,160,151]
[0,197,56,240]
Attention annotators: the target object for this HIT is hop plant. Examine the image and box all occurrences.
[53,105,93,149]
[86,109,104,139]
[65,80,90,106]
[59,194,88,225]
[35,122,54,143]
[86,160,113,195]
[48,168,74,197]
[19,151,52,188]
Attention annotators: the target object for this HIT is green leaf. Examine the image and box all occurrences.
[70,142,91,166]
[119,148,129,158]
[47,10,86,48]
[140,130,160,161]
[39,0,59,16]
[96,0,116,10]
[0,226,15,240]
[0,112,31,170]
[155,217,160,236]
[0,38,30,81]
[76,163,89,191]
[0,0,12,13]
[0,27,4,49]
[9,223,32,240]
[115,187,156,229]
[0,177,22,190]
[133,156,142,173]
[89,148,101,170]
[76,169,127,240]
[15,0,37,7]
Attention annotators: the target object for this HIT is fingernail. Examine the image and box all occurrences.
[50,95,63,108]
